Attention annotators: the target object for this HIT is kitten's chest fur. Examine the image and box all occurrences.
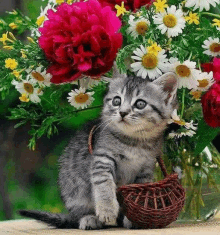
[95,128,163,187]
[115,147,151,186]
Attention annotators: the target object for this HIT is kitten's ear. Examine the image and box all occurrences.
[153,72,178,105]
[112,61,127,79]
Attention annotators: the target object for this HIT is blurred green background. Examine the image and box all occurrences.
[0,0,220,222]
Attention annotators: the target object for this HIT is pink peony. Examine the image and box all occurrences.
[201,82,220,128]
[38,0,123,84]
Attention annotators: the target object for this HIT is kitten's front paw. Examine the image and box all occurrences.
[97,210,117,226]
[123,216,139,229]
[123,216,133,229]
[96,200,119,226]
[79,215,103,230]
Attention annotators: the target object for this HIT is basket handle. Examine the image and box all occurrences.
[156,156,168,178]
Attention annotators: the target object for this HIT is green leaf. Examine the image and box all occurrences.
[14,120,27,129]
[194,119,220,155]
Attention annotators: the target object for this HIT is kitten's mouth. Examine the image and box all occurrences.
[119,119,129,125]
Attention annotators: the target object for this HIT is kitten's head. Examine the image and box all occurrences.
[102,65,178,138]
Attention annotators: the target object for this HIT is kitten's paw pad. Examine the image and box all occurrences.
[97,209,117,226]
[79,215,103,230]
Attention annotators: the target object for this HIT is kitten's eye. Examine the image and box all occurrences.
[135,99,147,109]
[112,96,121,106]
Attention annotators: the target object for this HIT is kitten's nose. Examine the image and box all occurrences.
[120,111,128,118]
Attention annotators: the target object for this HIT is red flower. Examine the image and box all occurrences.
[97,0,154,12]
[39,0,122,84]
[201,82,220,128]
[201,62,213,73]
[202,57,220,83]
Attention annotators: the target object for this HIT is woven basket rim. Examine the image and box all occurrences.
[117,173,179,192]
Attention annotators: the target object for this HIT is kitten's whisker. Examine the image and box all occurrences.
[94,119,111,133]
[101,120,114,133]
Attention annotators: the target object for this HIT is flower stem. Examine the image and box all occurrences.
[181,88,185,119]
[201,12,220,19]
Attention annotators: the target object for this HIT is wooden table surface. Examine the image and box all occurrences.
[0,212,220,235]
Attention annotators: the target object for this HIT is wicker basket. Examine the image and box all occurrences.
[88,125,185,229]
[117,157,185,229]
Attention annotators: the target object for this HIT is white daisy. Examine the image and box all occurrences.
[168,109,185,125]
[169,129,197,138]
[185,0,220,12]
[131,45,170,80]
[12,79,42,103]
[185,120,198,131]
[168,109,198,130]
[169,57,198,89]
[67,87,95,109]
[153,5,186,38]
[195,71,215,92]
[127,15,150,39]
[168,109,197,138]
[30,66,52,87]
[202,37,220,57]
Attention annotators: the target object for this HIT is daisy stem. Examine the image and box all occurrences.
[57,105,103,121]
[201,12,220,19]
[180,88,185,119]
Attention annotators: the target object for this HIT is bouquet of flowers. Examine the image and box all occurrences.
[0,0,220,220]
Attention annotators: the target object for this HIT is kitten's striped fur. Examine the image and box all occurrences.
[19,70,178,230]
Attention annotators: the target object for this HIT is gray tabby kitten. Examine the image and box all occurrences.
[19,68,178,230]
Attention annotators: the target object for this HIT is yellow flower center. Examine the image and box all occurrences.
[142,53,158,69]
[209,43,220,53]
[75,93,89,103]
[24,83,34,94]
[36,16,45,27]
[174,120,186,126]
[163,14,177,28]
[136,21,148,36]
[176,65,191,77]
[198,79,209,88]
[32,71,45,81]
[190,91,202,100]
